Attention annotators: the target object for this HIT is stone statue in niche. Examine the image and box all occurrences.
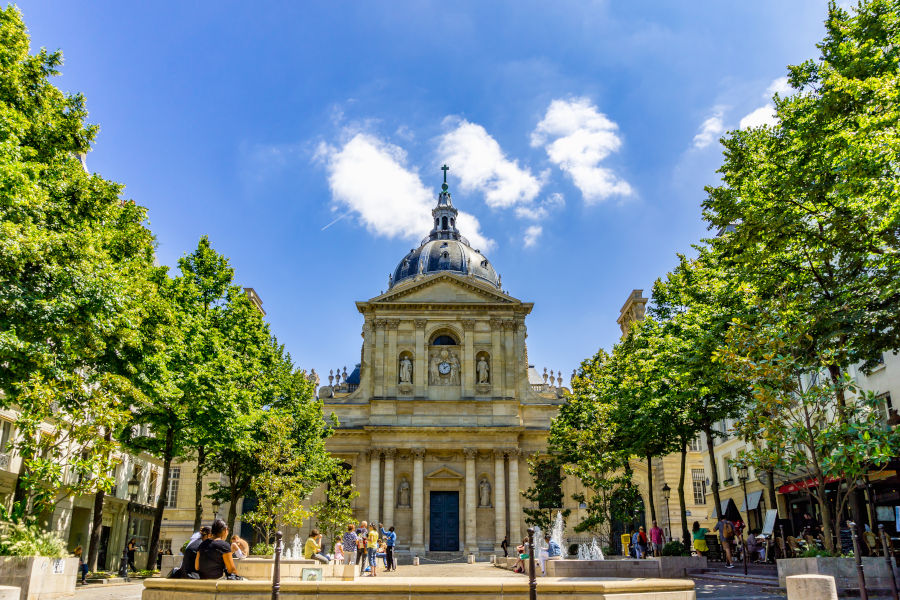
[479,477,491,507]
[398,478,410,507]
[399,355,413,383]
[429,349,461,385]
[476,356,490,384]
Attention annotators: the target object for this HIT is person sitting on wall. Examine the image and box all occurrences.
[169,526,210,579]
[303,529,330,564]
[195,519,241,579]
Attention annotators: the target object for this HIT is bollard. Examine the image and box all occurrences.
[879,525,899,600]
[848,522,868,600]
[413,556,419,566]
[272,531,283,600]
[527,528,537,600]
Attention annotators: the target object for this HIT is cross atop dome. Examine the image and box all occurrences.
[441,164,450,191]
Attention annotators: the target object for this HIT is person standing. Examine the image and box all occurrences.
[714,515,735,568]
[341,524,358,565]
[379,524,396,571]
[649,520,664,557]
[366,526,379,577]
[73,546,88,585]
[127,538,137,572]
[501,535,509,557]
[691,522,709,556]
[356,521,369,573]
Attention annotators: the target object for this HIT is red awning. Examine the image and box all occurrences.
[778,476,841,494]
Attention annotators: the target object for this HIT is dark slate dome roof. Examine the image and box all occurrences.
[390,167,501,290]
[391,238,500,289]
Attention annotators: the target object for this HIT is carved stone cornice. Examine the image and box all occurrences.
[463,448,478,460]
[412,448,426,460]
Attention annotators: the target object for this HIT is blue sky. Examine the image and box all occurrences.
[17,1,831,381]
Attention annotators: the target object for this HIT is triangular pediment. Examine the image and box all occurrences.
[425,465,464,480]
[369,273,518,305]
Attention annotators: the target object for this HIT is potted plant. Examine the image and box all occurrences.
[0,519,79,599]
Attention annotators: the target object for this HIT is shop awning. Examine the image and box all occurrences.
[778,475,841,494]
[741,490,762,512]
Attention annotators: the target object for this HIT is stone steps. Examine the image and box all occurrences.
[687,569,779,587]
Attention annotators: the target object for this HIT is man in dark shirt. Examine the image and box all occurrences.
[196,519,238,580]
[171,526,210,578]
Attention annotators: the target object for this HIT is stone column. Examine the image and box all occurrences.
[490,319,503,396]
[464,448,477,553]
[386,320,399,397]
[411,448,426,553]
[462,320,475,398]
[513,319,526,396]
[374,320,386,398]
[383,448,396,528]
[414,320,426,397]
[368,449,381,523]
[493,449,507,552]
[504,320,518,397]
[507,449,521,544]
[363,318,375,397]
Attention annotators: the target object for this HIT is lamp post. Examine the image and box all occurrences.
[213,498,221,520]
[118,475,140,581]
[661,483,671,544]
[738,465,750,576]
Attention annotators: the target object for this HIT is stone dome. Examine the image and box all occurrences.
[390,166,501,289]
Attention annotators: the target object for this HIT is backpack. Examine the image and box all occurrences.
[723,521,734,539]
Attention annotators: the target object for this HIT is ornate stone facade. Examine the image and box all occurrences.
[311,176,568,556]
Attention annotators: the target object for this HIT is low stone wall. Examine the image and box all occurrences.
[777,557,899,591]
[0,587,20,600]
[159,556,319,580]
[0,557,78,600]
[522,556,708,579]
[142,577,696,600]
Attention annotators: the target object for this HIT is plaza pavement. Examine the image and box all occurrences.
[68,562,792,600]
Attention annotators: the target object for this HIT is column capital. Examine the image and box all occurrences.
[414,319,427,329]
[386,319,400,330]
[493,448,506,460]
[412,448,426,460]
[463,448,478,460]
[383,448,397,459]
[374,319,388,329]
[461,319,475,331]
[505,448,521,458]
[367,448,383,460]
[490,317,504,331]
[501,319,517,331]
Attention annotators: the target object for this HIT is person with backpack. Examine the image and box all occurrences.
[714,515,735,568]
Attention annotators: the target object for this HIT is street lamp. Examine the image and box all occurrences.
[661,483,671,542]
[212,498,221,520]
[118,474,140,580]
[737,464,750,575]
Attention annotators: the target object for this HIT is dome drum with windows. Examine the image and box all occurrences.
[390,165,501,290]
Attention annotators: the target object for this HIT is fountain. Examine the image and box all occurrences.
[282,534,302,558]
[550,511,566,557]
[576,537,604,561]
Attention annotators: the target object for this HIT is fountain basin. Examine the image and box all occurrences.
[546,556,707,579]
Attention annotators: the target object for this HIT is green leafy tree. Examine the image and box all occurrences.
[703,0,900,417]
[312,464,359,549]
[0,6,158,524]
[522,456,570,534]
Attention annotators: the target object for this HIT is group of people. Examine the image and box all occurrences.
[337,521,397,576]
[169,520,251,579]
[509,533,561,575]
[692,515,746,568]
[628,520,665,558]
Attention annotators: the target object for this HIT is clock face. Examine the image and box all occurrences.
[438,361,451,375]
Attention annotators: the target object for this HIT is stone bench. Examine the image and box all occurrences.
[143,577,696,600]
[546,556,707,578]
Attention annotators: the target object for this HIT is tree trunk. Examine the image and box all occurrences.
[826,363,847,422]
[192,445,205,531]
[646,454,657,524]
[678,443,690,550]
[146,427,175,570]
[704,426,723,520]
[766,467,778,518]
[226,491,239,537]
[815,477,836,553]
[12,448,30,512]
[87,429,112,572]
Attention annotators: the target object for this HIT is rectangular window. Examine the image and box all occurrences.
[689,436,702,452]
[692,469,707,504]
[877,392,893,421]
[0,421,12,453]
[165,467,180,508]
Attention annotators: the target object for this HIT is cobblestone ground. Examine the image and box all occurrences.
[73,581,144,599]
[694,581,785,600]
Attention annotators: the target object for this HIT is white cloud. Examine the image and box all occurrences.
[523,225,543,248]
[438,118,543,209]
[531,97,633,204]
[739,105,777,129]
[693,107,726,149]
[315,132,494,251]
[739,77,792,130]
[766,76,791,98]
[515,192,565,221]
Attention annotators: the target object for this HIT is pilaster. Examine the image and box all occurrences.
[462,320,475,398]
[386,320,399,397]
[411,448,426,554]
[494,449,507,552]
[414,320,426,397]
[382,448,396,528]
[507,448,521,543]
[368,448,382,523]
[464,448,477,553]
